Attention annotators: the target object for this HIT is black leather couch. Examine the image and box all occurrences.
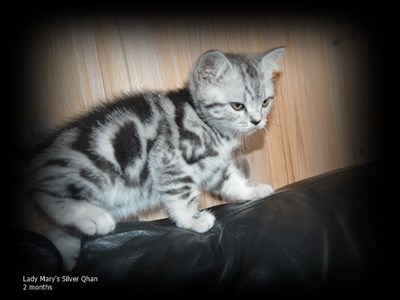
[10,164,387,296]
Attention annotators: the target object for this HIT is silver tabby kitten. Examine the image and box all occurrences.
[27,48,285,270]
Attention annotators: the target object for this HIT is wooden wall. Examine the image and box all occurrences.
[21,15,376,221]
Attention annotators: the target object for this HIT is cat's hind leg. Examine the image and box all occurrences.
[151,149,215,233]
[164,195,215,233]
[208,160,274,202]
[45,225,81,271]
[34,192,116,236]
[158,183,215,233]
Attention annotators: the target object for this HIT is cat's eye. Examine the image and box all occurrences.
[262,97,273,108]
[230,102,245,111]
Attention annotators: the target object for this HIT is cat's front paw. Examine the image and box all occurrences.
[191,211,216,233]
[250,183,274,201]
[46,228,81,271]
[75,207,116,236]
[177,211,215,233]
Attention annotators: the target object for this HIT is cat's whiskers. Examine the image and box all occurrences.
[262,127,270,135]
[267,121,280,128]
[242,136,250,153]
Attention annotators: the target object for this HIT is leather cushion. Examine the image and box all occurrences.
[72,164,386,295]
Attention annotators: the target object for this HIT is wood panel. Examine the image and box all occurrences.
[24,16,375,222]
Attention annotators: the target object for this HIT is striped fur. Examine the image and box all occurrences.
[27,48,285,270]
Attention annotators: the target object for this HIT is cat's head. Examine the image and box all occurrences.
[189,48,285,137]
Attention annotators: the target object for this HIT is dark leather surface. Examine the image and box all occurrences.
[9,229,63,295]
[69,164,386,295]
[10,229,62,275]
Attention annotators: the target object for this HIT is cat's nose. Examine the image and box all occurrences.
[250,119,261,126]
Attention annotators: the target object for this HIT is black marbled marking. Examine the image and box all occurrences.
[244,85,255,99]
[120,96,154,123]
[138,137,157,185]
[113,121,142,172]
[204,103,226,109]
[72,128,120,183]
[165,186,191,195]
[32,188,68,200]
[211,167,230,192]
[175,176,194,184]
[166,87,194,109]
[66,183,87,200]
[246,62,259,79]
[43,159,69,168]
[180,191,192,199]
[80,168,103,190]
[187,195,199,205]
[186,149,218,165]
[173,99,218,164]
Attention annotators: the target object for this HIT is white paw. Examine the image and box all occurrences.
[250,183,274,200]
[46,228,81,271]
[75,207,116,236]
[63,250,80,272]
[190,211,216,233]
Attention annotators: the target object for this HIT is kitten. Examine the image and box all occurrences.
[26,48,285,270]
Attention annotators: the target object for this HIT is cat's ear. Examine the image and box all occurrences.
[196,50,232,83]
[261,47,285,77]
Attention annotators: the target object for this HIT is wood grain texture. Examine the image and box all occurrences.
[24,16,376,222]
